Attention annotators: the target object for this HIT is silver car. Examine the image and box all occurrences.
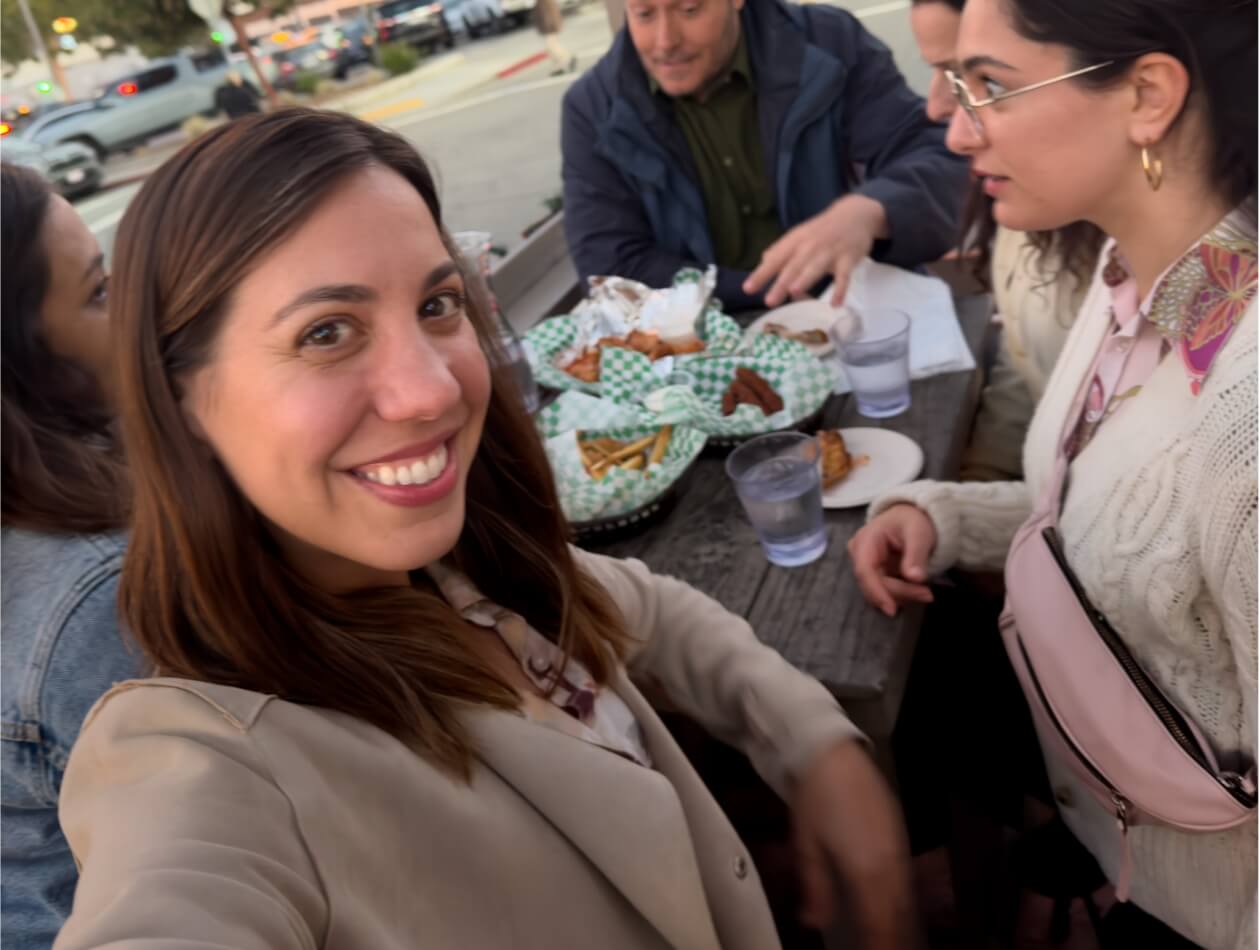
[2,136,103,199]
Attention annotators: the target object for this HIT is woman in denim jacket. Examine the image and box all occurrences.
[0,163,143,948]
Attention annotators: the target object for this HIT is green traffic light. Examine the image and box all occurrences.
[210,30,225,43]
[35,81,53,94]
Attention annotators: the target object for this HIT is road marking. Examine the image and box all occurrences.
[394,73,578,128]
[496,51,549,79]
[357,97,427,122]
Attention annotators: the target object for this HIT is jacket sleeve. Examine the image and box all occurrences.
[575,550,864,798]
[867,478,1033,575]
[821,10,969,266]
[54,684,327,950]
[959,325,1035,481]
[560,84,767,312]
[1,558,141,949]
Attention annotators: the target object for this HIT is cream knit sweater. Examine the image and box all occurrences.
[871,257,1258,948]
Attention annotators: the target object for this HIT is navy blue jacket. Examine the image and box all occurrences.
[561,0,969,311]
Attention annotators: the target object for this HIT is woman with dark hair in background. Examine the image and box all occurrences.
[53,109,917,949]
[0,164,143,948]
[853,0,1256,945]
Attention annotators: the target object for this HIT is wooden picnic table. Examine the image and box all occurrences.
[582,295,993,772]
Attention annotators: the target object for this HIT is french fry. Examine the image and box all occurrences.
[602,434,656,465]
[620,455,645,471]
[648,425,673,466]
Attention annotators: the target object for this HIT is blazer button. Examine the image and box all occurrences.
[1054,786,1074,808]
[733,855,749,880]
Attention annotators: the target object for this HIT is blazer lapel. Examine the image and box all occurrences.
[462,689,723,950]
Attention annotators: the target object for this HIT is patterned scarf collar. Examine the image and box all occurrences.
[1101,203,1257,395]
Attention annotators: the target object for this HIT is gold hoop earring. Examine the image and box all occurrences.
[1141,146,1163,192]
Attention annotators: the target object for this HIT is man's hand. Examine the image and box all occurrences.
[744,195,889,308]
[792,739,917,948]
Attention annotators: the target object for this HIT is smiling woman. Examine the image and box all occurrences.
[54,108,917,950]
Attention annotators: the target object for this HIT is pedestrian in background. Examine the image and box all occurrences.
[214,69,263,120]
[536,0,577,76]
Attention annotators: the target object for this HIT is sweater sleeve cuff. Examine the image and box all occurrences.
[868,480,963,576]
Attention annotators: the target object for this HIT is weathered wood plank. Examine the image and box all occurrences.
[745,298,991,734]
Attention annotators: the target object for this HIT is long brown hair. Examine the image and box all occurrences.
[1,162,128,534]
[111,109,629,776]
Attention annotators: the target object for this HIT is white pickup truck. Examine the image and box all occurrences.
[20,48,231,160]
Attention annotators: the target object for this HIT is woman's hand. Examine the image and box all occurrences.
[848,504,937,617]
[791,739,917,948]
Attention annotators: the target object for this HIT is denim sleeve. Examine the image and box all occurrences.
[1,565,143,950]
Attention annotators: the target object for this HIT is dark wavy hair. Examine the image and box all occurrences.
[972,0,1257,285]
[111,109,630,778]
[0,162,126,534]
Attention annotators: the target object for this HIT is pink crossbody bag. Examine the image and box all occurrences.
[998,362,1257,902]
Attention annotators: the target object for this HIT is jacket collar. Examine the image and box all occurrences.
[460,668,724,950]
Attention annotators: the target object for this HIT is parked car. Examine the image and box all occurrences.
[20,49,230,159]
[273,40,338,90]
[372,0,455,53]
[326,19,377,77]
[442,0,498,38]
[2,136,103,199]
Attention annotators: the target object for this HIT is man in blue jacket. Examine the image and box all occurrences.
[561,0,969,312]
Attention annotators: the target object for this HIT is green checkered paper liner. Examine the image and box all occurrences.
[524,304,744,395]
[538,332,834,439]
[544,423,707,523]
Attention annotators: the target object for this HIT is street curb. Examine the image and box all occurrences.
[495,51,549,78]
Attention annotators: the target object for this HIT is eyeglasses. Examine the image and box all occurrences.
[944,60,1115,139]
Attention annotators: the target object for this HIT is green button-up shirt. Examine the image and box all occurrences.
[650,35,781,272]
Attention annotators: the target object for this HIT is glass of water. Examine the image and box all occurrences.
[725,432,828,567]
[832,308,911,418]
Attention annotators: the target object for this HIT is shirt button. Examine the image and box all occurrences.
[528,655,551,676]
[733,855,749,880]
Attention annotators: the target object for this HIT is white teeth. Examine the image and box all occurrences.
[357,443,449,488]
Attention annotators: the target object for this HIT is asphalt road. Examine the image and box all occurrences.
[77,0,925,262]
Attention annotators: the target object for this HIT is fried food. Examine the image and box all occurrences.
[578,427,673,480]
[561,331,706,382]
[819,430,853,488]
[762,323,830,346]
[721,369,784,416]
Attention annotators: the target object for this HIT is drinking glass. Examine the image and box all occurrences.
[832,308,911,418]
[725,432,827,567]
[452,230,540,414]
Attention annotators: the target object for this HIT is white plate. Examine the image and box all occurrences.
[821,427,923,509]
[748,300,836,357]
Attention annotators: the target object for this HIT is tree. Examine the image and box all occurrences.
[1,0,291,66]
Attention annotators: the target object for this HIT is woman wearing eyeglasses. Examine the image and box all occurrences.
[911,0,1103,482]
[852,0,1257,946]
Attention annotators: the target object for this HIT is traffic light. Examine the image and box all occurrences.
[51,16,77,33]
[35,81,53,94]
[210,30,225,43]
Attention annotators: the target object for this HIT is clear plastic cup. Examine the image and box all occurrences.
[452,230,540,415]
[725,432,827,567]
[831,308,911,419]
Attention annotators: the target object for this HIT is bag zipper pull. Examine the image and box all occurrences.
[1112,793,1133,902]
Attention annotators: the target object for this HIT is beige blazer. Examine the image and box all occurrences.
[55,551,861,950]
